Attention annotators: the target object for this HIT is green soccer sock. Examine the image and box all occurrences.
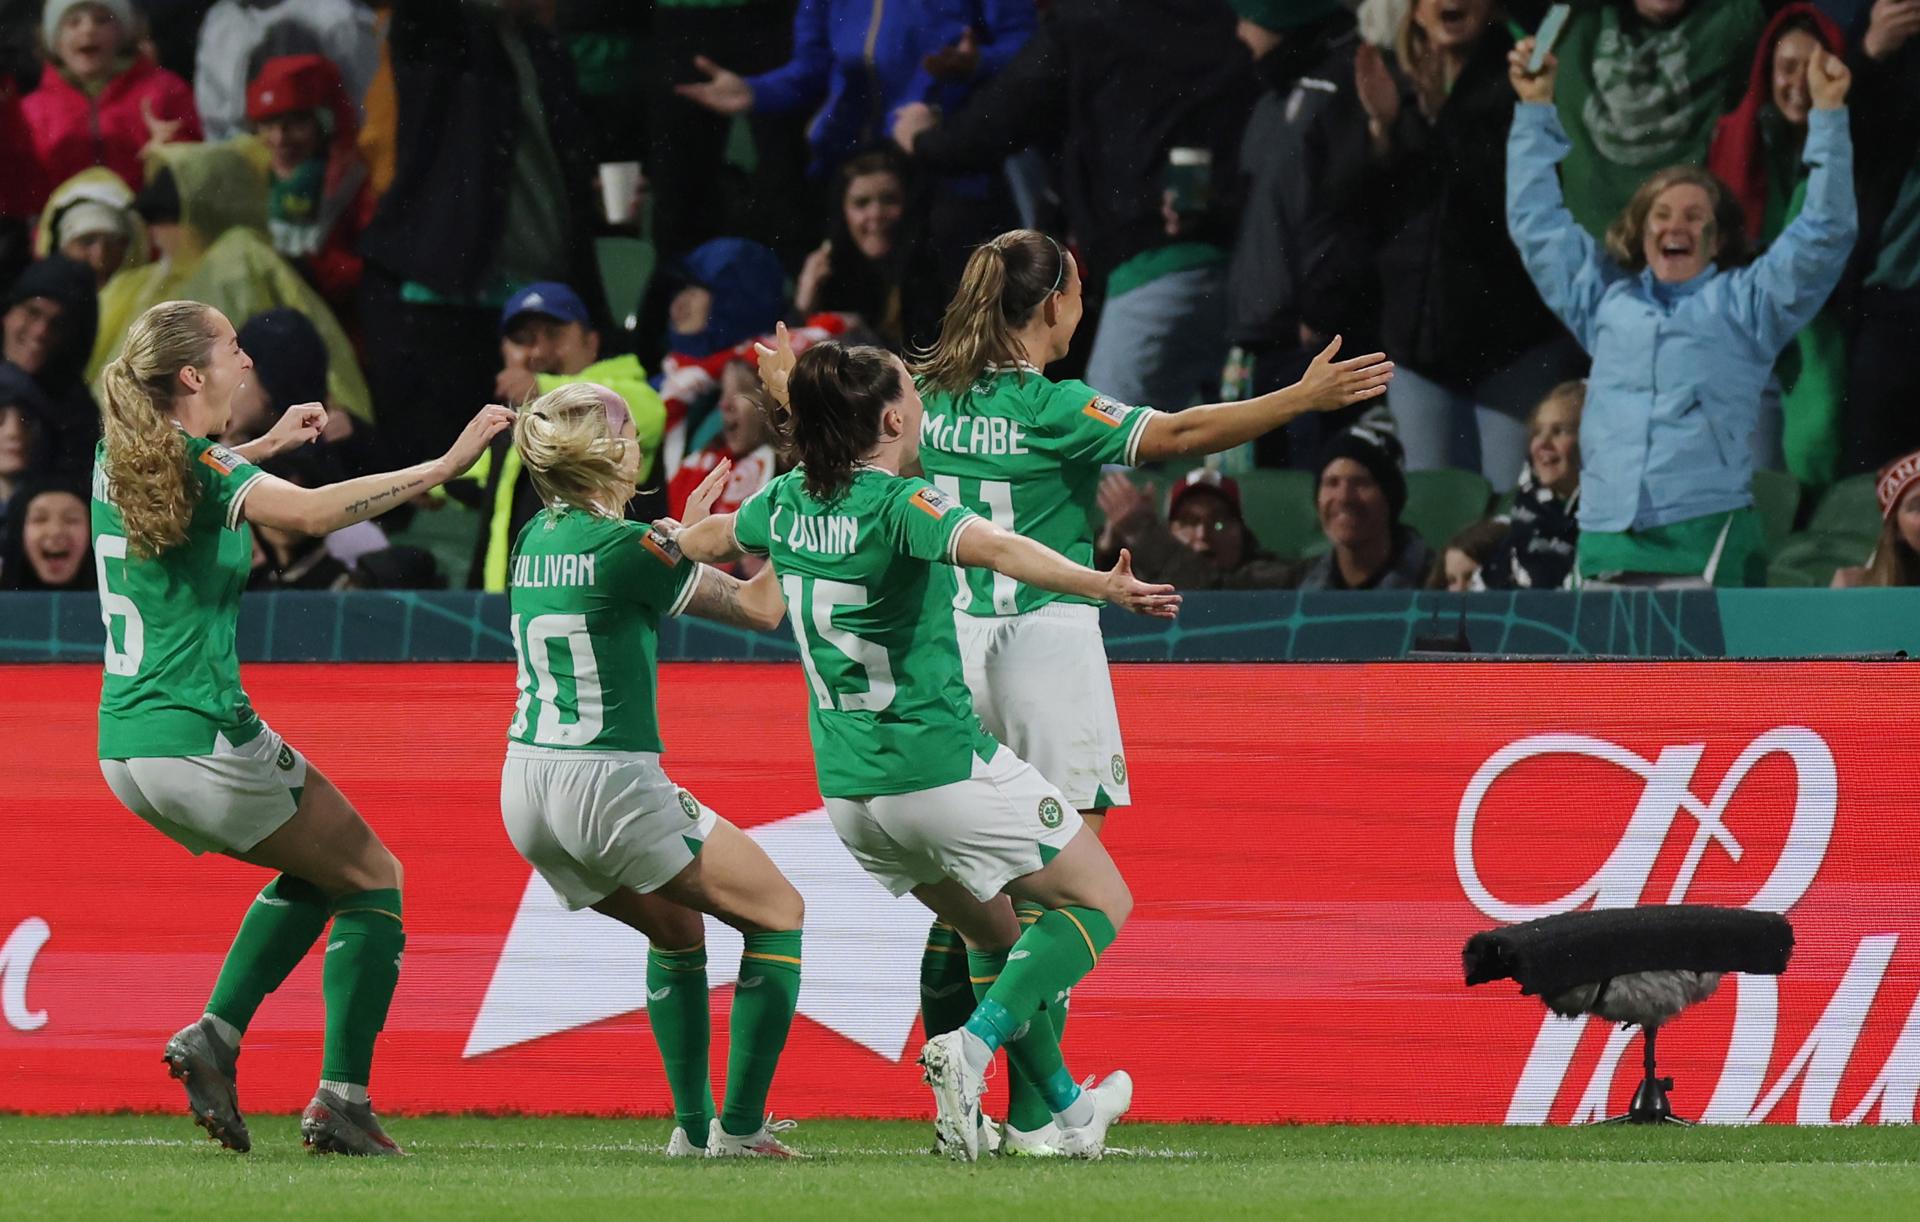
[647,943,715,1147]
[319,888,405,1088]
[920,921,975,1040]
[968,946,1079,1118]
[205,874,330,1037]
[1002,903,1070,1131]
[721,929,801,1137]
[964,906,1115,1067]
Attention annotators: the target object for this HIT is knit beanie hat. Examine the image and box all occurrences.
[237,309,329,414]
[1318,422,1408,521]
[1878,450,1920,520]
[42,0,136,51]
[1229,0,1348,32]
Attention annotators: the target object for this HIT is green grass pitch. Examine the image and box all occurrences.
[5,1116,1920,1220]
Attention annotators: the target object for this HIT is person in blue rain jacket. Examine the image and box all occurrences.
[1504,33,1857,588]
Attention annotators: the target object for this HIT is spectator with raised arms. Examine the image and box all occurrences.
[1506,33,1857,587]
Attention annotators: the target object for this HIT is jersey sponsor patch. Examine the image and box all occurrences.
[199,445,244,475]
[1081,396,1128,429]
[910,486,959,519]
[641,528,684,567]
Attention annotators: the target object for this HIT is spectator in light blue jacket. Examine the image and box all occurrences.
[1504,34,1857,588]
[676,0,1036,176]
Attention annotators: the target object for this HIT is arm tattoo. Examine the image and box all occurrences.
[342,477,425,522]
[688,570,756,628]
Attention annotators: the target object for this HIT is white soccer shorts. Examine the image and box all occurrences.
[825,745,1085,902]
[955,603,1132,811]
[100,724,308,856]
[500,744,720,910]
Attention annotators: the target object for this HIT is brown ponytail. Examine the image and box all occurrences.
[774,341,904,504]
[98,300,216,558]
[911,228,1069,397]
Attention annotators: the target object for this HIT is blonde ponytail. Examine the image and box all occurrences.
[99,300,216,558]
[912,229,1069,397]
[513,382,633,514]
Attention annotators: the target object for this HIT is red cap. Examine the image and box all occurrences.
[1878,450,1920,519]
[1167,467,1242,519]
[246,55,353,131]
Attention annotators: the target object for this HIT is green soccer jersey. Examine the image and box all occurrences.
[507,506,701,755]
[917,364,1156,617]
[733,466,992,798]
[94,435,268,759]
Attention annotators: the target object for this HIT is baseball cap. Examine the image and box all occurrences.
[1168,467,1243,520]
[500,282,591,337]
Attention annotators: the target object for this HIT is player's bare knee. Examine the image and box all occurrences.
[767,881,805,932]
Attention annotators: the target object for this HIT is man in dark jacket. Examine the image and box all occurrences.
[893,0,1259,410]
[357,0,608,466]
[1,254,97,477]
[1222,0,1377,469]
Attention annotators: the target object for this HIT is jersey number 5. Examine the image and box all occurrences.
[781,575,896,713]
[510,613,606,746]
[95,536,145,676]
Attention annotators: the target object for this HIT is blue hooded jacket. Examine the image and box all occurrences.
[668,238,787,358]
[1506,103,1856,534]
[745,0,1035,174]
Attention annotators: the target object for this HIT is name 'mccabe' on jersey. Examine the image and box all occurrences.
[506,505,701,754]
[916,363,1156,617]
[733,465,993,799]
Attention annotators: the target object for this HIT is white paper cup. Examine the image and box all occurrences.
[599,161,641,225]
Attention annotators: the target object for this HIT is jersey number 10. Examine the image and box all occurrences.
[510,613,606,746]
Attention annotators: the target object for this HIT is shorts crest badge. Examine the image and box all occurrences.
[677,790,700,820]
[276,745,295,771]
[1037,796,1064,830]
[1111,755,1127,785]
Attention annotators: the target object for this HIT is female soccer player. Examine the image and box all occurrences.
[910,229,1395,1149]
[500,381,806,1158]
[667,327,1178,1160]
[93,299,512,1156]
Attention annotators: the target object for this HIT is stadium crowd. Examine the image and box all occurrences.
[0,0,1917,594]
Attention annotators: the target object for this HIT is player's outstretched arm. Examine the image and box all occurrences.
[952,519,1181,619]
[242,404,516,536]
[670,512,748,565]
[683,563,787,631]
[1134,336,1394,462]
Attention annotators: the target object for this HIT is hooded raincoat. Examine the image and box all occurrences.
[87,138,371,420]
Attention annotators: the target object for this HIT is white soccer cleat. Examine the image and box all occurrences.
[664,1125,703,1157]
[930,1111,1002,1157]
[1001,1119,1061,1157]
[1056,1070,1133,1160]
[919,1030,986,1162]
[705,1115,805,1159]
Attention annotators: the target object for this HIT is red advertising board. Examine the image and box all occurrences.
[3,661,1918,1124]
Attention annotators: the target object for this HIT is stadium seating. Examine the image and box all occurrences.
[1767,531,1875,588]
[1749,469,1802,554]
[1234,469,1320,560]
[1808,473,1882,537]
[1402,469,1493,550]
[387,506,482,589]
[595,236,653,334]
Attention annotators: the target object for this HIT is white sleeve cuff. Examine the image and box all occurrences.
[944,514,980,565]
[669,563,707,618]
[1123,409,1159,468]
[226,471,269,531]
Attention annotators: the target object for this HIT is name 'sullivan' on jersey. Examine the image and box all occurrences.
[511,552,598,588]
[921,411,1029,456]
